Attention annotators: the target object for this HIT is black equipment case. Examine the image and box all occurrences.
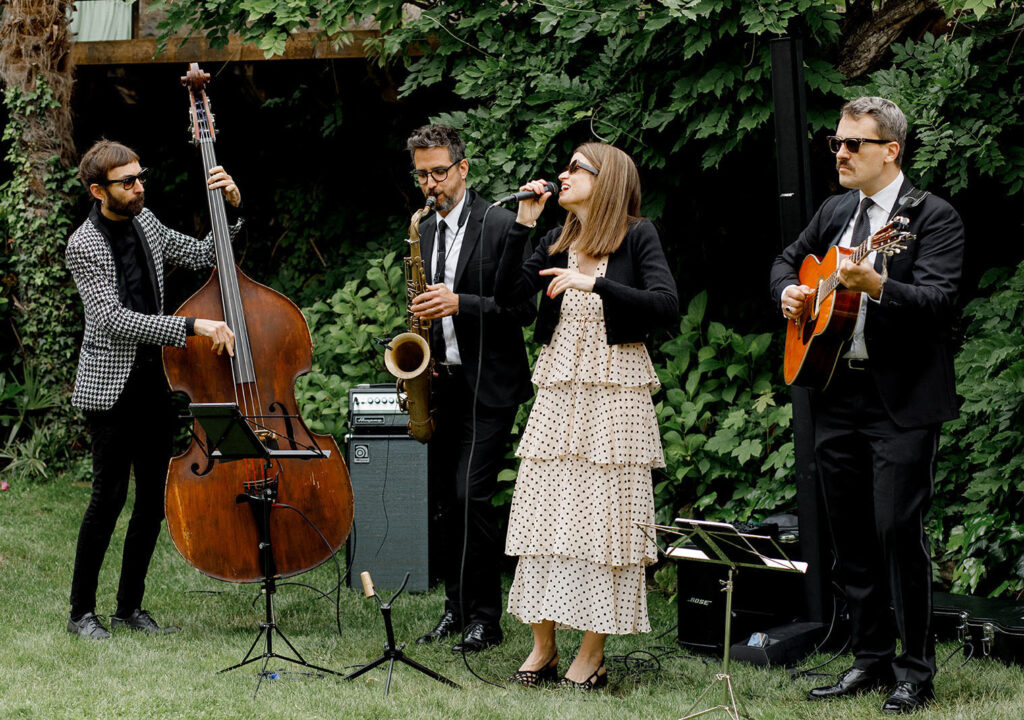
[933,591,1024,666]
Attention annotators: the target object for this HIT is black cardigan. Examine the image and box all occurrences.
[495,218,678,345]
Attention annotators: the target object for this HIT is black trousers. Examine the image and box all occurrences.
[69,359,174,618]
[813,362,938,685]
[429,366,516,627]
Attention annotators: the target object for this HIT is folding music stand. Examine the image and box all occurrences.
[189,402,341,698]
[638,519,807,720]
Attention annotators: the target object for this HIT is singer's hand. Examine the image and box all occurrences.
[515,179,553,227]
[411,283,459,319]
[540,267,595,298]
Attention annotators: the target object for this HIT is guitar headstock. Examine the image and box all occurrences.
[869,215,914,256]
[182,63,215,145]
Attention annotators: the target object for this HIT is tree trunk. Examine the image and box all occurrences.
[837,0,944,79]
[0,1,82,459]
[0,0,76,171]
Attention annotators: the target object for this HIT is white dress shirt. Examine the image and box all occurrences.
[427,190,470,365]
[840,171,904,359]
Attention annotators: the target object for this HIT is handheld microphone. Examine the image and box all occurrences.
[491,181,559,207]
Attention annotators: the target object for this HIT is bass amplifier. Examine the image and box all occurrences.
[346,384,432,592]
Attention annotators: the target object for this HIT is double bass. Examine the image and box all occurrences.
[163,64,353,583]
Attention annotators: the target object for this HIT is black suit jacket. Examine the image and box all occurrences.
[418,189,535,408]
[496,218,678,346]
[769,177,965,428]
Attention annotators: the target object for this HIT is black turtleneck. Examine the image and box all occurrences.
[93,207,159,316]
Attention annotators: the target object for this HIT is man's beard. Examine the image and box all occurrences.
[108,192,145,217]
[430,191,454,214]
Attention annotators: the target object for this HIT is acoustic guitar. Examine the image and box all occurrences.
[783,217,914,389]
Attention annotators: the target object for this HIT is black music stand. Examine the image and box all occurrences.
[344,571,459,695]
[639,519,807,720]
[189,402,343,698]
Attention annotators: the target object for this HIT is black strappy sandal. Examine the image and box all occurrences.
[508,654,559,688]
[558,659,608,690]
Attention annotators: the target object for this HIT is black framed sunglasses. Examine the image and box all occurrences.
[412,160,459,185]
[827,136,892,154]
[101,167,148,190]
[564,158,599,176]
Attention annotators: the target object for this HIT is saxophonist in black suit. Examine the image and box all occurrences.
[406,125,535,652]
[770,97,965,715]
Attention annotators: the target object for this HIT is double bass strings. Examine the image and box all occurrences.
[196,112,265,485]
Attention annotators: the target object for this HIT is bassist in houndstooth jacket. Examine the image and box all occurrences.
[65,140,241,639]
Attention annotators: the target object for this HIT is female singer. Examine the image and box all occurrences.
[494,143,678,689]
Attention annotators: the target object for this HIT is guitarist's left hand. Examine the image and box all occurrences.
[838,258,884,300]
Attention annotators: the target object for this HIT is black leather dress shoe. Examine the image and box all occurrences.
[452,622,502,653]
[882,681,935,714]
[416,610,460,644]
[67,612,110,640]
[807,666,895,700]
[110,608,179,634]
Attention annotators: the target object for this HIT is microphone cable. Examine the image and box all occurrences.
[453,202,507,689]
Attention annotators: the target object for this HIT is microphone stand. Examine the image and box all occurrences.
[344,571,459,695]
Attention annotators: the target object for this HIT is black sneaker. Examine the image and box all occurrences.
[111,608,179,634]
[67,612,111,640]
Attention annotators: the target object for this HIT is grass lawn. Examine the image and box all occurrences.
[1,479,1023,719]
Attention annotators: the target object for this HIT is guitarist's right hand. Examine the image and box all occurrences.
[781,284,814,321]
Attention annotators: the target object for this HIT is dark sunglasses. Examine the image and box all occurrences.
[827,136,892,154]
[101,167,148,190]
[564,158,599,176]
[412,160,459,185]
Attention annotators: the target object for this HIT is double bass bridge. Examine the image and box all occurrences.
[242,473,278,498]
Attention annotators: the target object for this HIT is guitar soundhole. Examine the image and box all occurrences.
[801,316,815,345]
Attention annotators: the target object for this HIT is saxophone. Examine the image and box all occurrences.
[384,196,437,443]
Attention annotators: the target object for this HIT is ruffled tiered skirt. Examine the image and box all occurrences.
[505,285,663,635]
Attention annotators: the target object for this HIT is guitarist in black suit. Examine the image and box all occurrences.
[405,125,535,652]
[770,97,964,714]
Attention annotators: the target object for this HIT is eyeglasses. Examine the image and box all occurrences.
[827,136,892,154]
[564,158,599,176]
[412,160,459,185]
[101,168,148,190]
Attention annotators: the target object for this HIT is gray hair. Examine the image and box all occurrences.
[405,124,466,163]
[841,96,907,165]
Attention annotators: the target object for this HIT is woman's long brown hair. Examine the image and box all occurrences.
[548,143,642,257]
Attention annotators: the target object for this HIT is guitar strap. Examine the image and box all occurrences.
[889,186,929,220]
[874,185,930,273]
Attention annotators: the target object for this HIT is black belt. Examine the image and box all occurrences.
[845,357,870,371]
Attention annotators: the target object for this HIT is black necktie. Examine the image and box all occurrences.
[433,221,447,285]
[430,222,448,362]
[850,197,874,247]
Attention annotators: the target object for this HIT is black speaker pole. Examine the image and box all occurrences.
[770,35,831,626]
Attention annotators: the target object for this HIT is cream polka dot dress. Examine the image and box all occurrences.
[505,252,663,635]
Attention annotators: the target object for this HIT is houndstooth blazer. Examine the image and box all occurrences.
[65,203,242,412]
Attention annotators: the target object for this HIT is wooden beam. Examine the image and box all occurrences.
[70,31,383,66]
